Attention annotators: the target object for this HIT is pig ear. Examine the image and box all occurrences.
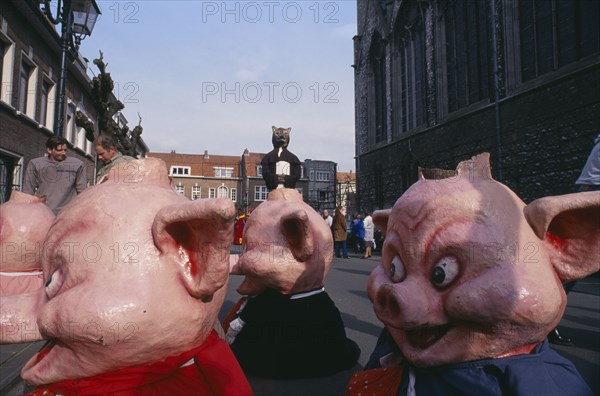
[373,209,391,238]
[280,209,314,262]
[152,199,236,301]
[524,192,600,282]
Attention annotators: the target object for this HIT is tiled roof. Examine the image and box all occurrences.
[149,152,242,177]
[337,172,356,183]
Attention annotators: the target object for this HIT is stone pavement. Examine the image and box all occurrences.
[1,253,598,395]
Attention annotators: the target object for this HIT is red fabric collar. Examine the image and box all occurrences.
[29,331,252,396]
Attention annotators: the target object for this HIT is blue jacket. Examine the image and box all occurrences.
[366,330,592,396]
[352,219,365,239]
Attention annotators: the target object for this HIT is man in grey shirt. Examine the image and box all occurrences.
[23,136,88,214]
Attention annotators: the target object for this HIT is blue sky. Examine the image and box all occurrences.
[80,1,358,172]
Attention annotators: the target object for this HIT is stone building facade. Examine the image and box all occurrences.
[354,0,600,210]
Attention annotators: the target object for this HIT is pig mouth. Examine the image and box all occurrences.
[34,339,58,363]
[404,324,451,350]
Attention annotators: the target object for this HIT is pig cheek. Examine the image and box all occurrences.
[445,270,565,343]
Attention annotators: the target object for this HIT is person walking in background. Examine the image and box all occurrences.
[23,136,87,214]
[332,207,349,259]
[575,134,600,192]
[323,209,333,228]
[362,210,374,259]
[352,214,365,254]
[93,134,135,183]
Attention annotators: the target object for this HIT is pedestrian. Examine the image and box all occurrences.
[323,209,333,228]
[352,214,365,254]
[332,206,349,258]
[362,210,374,259]
[233,208,247,245]
[23,136,88,215]
[574,133,600,192]
[93,134,135,183]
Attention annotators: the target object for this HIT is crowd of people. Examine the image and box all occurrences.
[321,207,380,259]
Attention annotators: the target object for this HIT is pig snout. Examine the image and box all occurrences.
[372,280,433,329]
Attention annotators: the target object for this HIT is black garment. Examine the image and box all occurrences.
[261,148,301,191]
[230,288,361,379]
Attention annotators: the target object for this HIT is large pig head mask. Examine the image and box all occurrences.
[1,192,55,296]
[0,191,55,272]
[0,158,235,385]
[368,153,600,367]
[231,188,333,295]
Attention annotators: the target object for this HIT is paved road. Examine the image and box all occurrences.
[2,253,598,395]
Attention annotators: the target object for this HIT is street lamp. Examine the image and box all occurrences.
[42,0,101,136]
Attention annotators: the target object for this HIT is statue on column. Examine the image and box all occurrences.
[261,126,301,191]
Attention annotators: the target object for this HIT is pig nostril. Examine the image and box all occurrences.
[376,285,402,320]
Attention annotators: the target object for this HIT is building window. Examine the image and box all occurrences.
[19,60,34,114]
[393,5,426,133]
[374,163,384,209]
[192,186,201,200]
[218,185,228,198]
[76,124,87,151]
[255,185,268,201]
[65,103,76,143]
[214,167,233,178]
[443,0,491,113]
[519,0,600,83]
[0,37,14,105]
[209,187,216,198]
[38,78,55,129]
[0,150,23,204]
[309,170,315,181]
[39,80,48,126]
[316,171,330,181]
[175,185,185,196]
[0,41,4,95]
[256,165,263,177]
[170,166,190,176]
[370,33,387,144]
[231,188,237,202]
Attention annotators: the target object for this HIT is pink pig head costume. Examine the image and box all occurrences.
[0,158,252,395]
[347,153,598,396]
[0,191,54,296]
[226,188,360,378]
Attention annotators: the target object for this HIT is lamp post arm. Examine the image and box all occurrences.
[42,0,64,25]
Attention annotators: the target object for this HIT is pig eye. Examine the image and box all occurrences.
[389,256,405,283]
[431,256,459,288]
[45,270,63,299]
